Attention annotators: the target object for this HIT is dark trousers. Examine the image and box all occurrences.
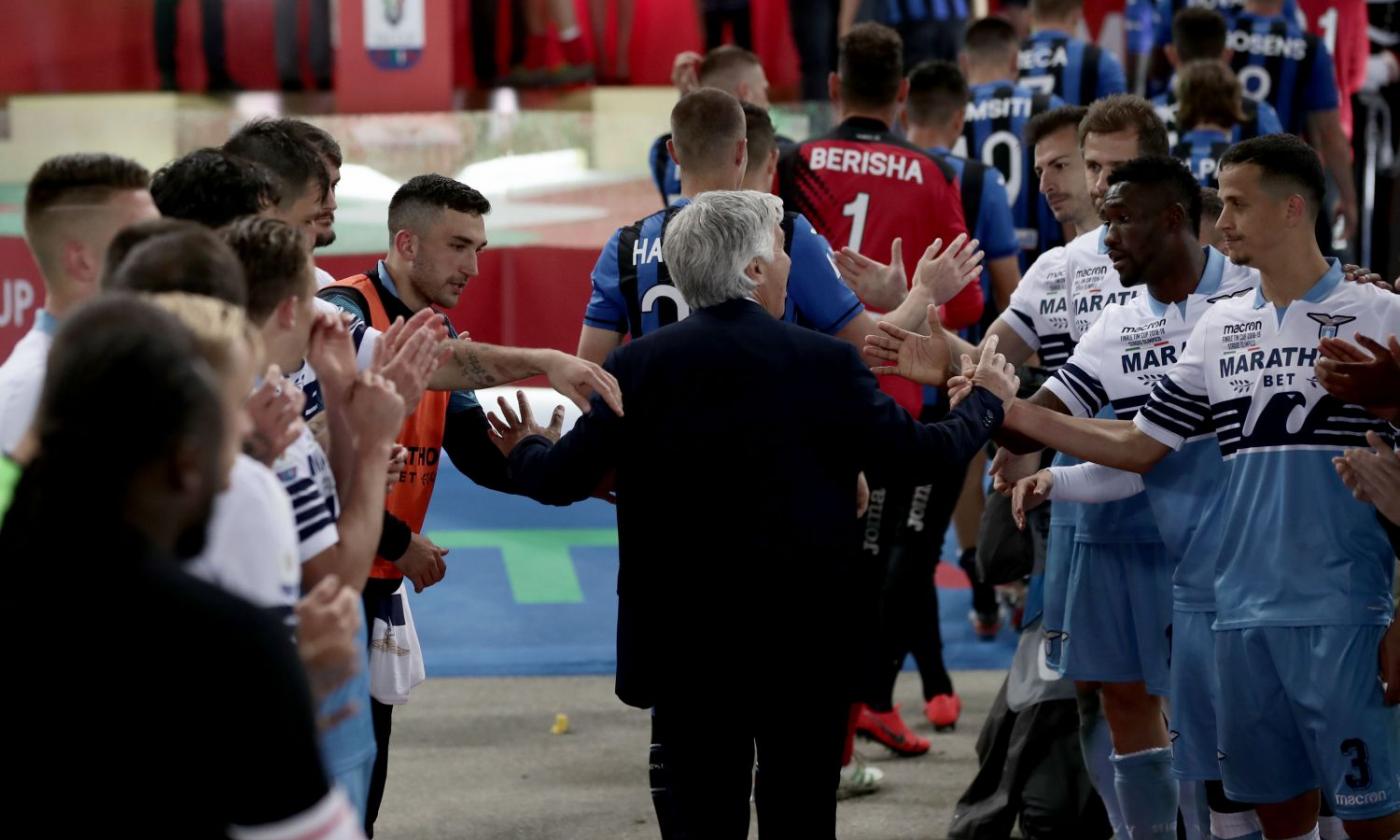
[274,0,331,85]
[472,0,530,85]
[861,473,960,707]
[860,399,983,708]
[650,689,848,840]
[154,0,229,84]
[704,7,752,51]
[787,0,840,101]
[361,577,400,837]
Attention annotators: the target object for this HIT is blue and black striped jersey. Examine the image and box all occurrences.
[929,147,1020,342]
[878,0,969,22]
[586,200,863,339]
[1173,127,1234,186]
[954,81,1063,269]
[1018,29,1128,105]
[1227,10,1339,134]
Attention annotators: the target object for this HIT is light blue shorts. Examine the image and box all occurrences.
[1041,521,1075,673]
[1058,538,1172,695]
[1168,609,1221,781]
[1216,624,1400,820]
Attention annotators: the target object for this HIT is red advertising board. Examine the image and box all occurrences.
[0,240,43,362]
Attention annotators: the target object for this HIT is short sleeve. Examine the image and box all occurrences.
[1098,49,1129,98]
[1135,315,1213,450]
[1045,315,1111,418]
[784,216,864,335]
[314,294,379,365]
[1303,37,1341,114]
[1001,248,1063,351]
[1152,0,1176,48]
[272,432,340,563]
[978,172,1021,261]
[584,229,628,333]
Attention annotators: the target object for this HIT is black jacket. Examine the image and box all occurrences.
[509,298,1004,708]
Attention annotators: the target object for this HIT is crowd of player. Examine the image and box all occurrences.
[0,0,1396,837]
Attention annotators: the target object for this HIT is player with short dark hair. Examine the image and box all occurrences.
[1,152,158,453]
[959,17,1065,268]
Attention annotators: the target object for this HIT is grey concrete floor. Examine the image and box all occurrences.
[374,670,1006,840]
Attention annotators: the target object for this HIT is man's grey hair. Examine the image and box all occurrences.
[664,190,784,309]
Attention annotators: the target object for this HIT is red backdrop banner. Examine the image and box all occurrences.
[1,1,1126,96]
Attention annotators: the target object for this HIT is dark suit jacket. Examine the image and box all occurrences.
[509,299,1004,708]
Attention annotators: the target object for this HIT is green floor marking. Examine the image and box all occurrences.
[427,528,618,604]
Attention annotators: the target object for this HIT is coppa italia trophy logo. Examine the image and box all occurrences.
[365,0,424,69]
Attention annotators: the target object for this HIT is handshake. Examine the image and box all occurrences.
[862,304,1020,405]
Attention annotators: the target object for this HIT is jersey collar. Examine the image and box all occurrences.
[835,116,894,141]
[1196,245,1227,298]
[1144,246,1227,318]
[1251,257,1343,310]
[34,309,59,337]
[375,260,404,302]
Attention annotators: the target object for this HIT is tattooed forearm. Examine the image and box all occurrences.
[455,344,498,387]
[428,341,548,391]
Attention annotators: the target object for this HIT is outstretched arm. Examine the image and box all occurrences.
[1000,401,1172,474]
[433,341,624,416]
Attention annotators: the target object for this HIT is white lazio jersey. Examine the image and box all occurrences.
[1028,227,1154,541]
[1045,247,1258,423]
[188,454,302,628]
[1045,247,1260,608]
[0,315,57,454]
[272,424,340,563]
[1000,227,1138,371]
[1136,261,1399,628]
[311,297,379,373]
[1060,226,1141,342]
[1001,246,1072,369]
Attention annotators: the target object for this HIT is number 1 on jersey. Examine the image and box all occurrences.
[843,192,871,252]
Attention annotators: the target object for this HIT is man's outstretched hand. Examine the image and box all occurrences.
[863,304,953,386]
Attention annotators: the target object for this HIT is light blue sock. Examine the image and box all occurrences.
[1080,705,1129,837]
[1112,747,1179,839]
[1179,779,1211,840]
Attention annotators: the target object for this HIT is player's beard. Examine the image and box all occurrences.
[1119,268,1148,287]
[315,229,336,248]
